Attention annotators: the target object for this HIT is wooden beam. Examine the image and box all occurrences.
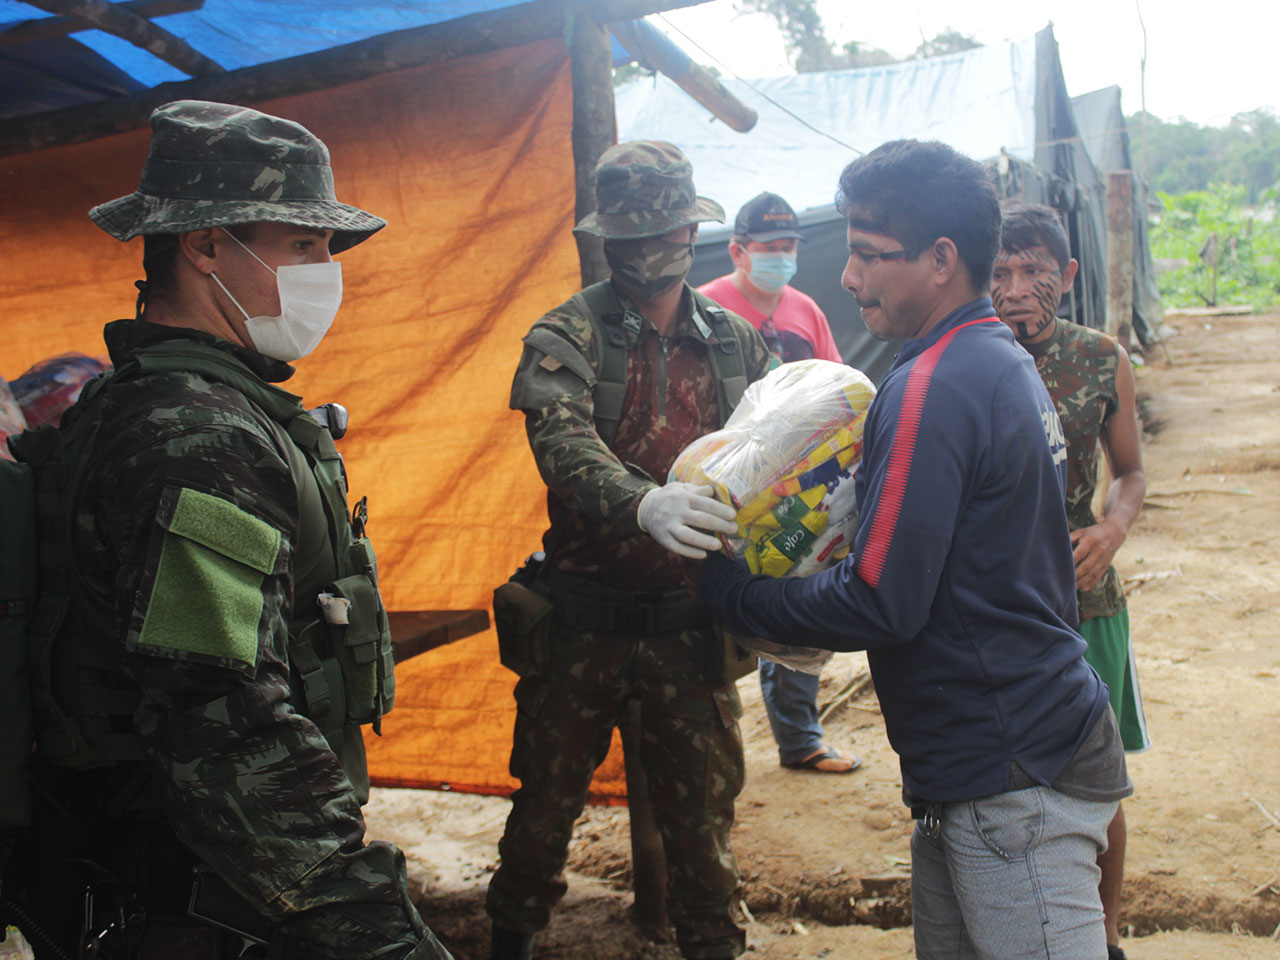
[0,0,204,49]
[569,6,614,286]
[611,19,756,132]
[0,0,709,157]
[1106,170,1135,347]
[20,0,222,77]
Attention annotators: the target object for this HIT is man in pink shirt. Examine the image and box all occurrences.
[698,192,859,775]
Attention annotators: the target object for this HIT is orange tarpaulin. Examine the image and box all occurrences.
[0,39,628,801]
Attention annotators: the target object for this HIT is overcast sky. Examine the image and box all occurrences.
[651,0,1268,128]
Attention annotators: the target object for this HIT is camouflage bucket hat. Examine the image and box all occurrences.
[574,140,724,240]
[89,100,386,254]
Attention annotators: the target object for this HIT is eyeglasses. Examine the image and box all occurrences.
[848,246,909,266]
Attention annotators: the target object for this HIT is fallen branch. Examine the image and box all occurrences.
[1146,487,1255,497]
[819,669,873,723]
[1248,795,1280,832]
[1249,876,1277,897]
[1122,568,1181,587]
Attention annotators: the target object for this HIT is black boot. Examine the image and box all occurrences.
[489,925,534,960]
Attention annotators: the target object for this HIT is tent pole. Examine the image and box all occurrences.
[1106,171,1135,347]
[0,0,203,48]
[19,0,222,77]
[569,6,614,287]
[569,5,669,931]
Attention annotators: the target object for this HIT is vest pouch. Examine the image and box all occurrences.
[493,578,553,678]
[708,622,758,687]
[287,616,346,741]
[322,572,383,726]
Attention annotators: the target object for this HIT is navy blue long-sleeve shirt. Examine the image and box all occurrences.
[699,298,1110,803]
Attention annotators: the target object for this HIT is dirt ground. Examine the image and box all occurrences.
[360,309,1280,959]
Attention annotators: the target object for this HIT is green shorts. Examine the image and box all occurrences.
[1080,607,1151,752]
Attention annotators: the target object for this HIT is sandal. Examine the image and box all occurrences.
[782,747,862,774]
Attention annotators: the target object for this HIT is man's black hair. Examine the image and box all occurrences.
[835,139,1001,289]
[999,201,1072,273]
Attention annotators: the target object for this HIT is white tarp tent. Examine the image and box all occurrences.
[615,26,1157,375]
[615,33,1041,218]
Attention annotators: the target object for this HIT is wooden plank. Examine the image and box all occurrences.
[20,0,222,77]
[1106,170,1134,347]
[0,0,709,157]
[0,0,204,48]
[386,609,490,664]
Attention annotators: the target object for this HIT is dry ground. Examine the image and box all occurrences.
[365,310,1280,959]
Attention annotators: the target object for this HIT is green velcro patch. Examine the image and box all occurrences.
[135,488,283,671]
[167,487,281,574]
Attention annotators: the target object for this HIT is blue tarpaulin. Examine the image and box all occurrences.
[0,0,529,118]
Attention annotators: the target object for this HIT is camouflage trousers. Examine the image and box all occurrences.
[485,622,746,959]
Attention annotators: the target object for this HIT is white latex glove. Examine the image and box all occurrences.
[637,482,738,559]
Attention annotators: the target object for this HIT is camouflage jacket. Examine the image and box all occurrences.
[55,321,433,956]
[510,281,771,591]
[1025,320,1126,621]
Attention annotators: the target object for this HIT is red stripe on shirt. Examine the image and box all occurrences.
[857,318,1001,588]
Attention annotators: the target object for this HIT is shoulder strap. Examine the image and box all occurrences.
[692,289,750,425]
[571,281,631,448]
[131,342,305,424]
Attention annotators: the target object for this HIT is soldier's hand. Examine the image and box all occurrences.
[637,482,737,559]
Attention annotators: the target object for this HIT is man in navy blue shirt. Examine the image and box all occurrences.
[695,140,1131,960]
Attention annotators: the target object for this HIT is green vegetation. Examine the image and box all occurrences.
[1151,183,1280,308]
[1130,109,1280,307]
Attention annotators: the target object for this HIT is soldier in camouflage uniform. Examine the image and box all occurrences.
[485,142,772,960]
[2,101,451,959]
[992,202,1149,960]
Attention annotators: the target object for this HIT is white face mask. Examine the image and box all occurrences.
[211,230,343,363]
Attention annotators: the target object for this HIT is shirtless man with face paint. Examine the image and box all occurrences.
[993,202,1150,960]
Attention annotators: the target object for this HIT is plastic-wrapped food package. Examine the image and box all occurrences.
[0,375,27,461]
[671,359,875,673]
[10,352,110,430]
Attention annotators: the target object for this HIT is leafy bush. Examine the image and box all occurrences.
[1151,183,1280,308]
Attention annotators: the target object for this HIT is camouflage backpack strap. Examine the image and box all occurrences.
[570,280,636,448]
[691,289,749,425]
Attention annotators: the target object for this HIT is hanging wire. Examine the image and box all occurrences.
[653,12,864,155]
[651,15,1136,161]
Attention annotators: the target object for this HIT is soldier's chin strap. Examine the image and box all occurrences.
[133,280,149,321]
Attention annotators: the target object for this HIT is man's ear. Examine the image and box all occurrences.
[931,236,961,285]
[1061,257,1080,289]
[177,229,220,275]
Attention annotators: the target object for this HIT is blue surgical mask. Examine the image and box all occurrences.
[747,251,798,293]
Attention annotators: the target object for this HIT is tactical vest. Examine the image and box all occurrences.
[523,281,750,446]
[12,341,394,788]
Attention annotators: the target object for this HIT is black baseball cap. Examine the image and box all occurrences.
[733,191,805,243]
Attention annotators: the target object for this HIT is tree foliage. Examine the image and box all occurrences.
[911,28,982,60]
[1129,109,1280,203]
[736,0,975,72]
